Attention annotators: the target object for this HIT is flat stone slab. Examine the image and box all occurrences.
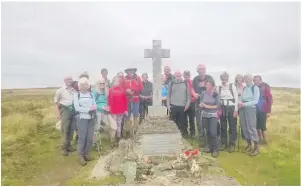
[141,133,183,156]
[139,117,179,134]
[90,151,114,179]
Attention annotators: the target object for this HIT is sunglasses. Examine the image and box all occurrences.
[100,83,105,85]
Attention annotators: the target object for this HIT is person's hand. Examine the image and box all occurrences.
[124,111,128,116]
[266,113,270,118]
[184,106,189,111]
[126,89,133,95]
[90,105,97,111]
[199,102,205,108]
[203,104,209,109]
[233,111,238,118]
[238,102,243,109]
[102,106,110,111]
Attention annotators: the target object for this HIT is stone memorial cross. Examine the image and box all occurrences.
[144,40,170,116]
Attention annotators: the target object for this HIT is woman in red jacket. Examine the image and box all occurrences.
[108,76,128,141]
[120,68,143,137]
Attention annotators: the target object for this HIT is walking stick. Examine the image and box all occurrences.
[237,118,241,151]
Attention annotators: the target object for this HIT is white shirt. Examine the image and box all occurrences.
[219,83,239,112]
[54,86,76,106]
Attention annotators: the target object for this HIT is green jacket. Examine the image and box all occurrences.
[91,90,107,112]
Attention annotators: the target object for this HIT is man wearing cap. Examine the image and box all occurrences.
[183,70,196,138]
[192,64,213,146]
[120,68,143,137]
[54,76,76,156]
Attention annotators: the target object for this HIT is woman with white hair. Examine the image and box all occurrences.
[238,74,260,157]
[92,78,108,132]
[73,77,97,166]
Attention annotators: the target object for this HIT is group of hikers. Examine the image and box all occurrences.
[54,64,273,166]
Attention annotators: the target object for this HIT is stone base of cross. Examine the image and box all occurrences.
[144,40,170,117]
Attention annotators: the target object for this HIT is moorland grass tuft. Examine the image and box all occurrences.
[1,88,300,185]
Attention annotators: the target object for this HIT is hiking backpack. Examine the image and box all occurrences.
[219,83,235,100]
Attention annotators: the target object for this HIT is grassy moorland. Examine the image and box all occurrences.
[1,87,300,186]
[188,87,300,186]
[1,89,124,186]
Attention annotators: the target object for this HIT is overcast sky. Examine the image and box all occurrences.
[1,2,300,88]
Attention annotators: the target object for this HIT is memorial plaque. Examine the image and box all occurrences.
[141,133,182,156]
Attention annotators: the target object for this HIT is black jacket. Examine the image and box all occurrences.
[192,74,213,96]
[164,74,175,85]
[140,81,153,97]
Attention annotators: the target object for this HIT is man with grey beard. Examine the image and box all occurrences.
[167,71,191,137]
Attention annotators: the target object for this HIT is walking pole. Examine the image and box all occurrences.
[237,118,241,151]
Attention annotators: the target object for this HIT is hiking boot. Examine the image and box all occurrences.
[78,156,87,166]
[84,155,94,161]
[133,117,139,134]
[212,151,219,158]
[190,133,195,139]
[249,142,260,157]
[75,134,79,144]
[203,147,212,153]
[62,146,68,156]
[262,139,268,147]
[243,142,252,153]
[228,145,235,153]
[182,133,189,139]
[126,131,131,139]
[67,146,76,152]
[219,144,226,151]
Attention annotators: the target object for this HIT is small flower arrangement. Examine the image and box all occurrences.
[183,148,199,160]
[183,149,201,174]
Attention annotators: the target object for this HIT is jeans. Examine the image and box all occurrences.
[203,117,219,152]
[126,101,140,119]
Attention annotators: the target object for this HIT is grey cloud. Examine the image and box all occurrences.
[1,2,300,89]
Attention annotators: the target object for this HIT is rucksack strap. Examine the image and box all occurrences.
[219,83,234,99]
[229,83,234,99]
